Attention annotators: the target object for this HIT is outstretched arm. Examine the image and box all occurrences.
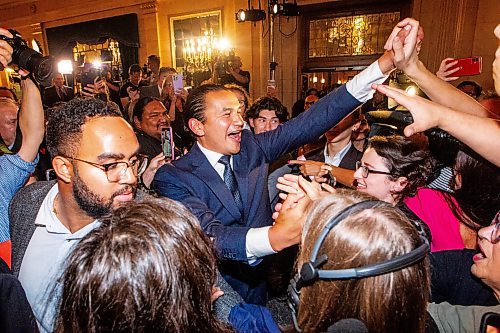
[373,83,500,167]
[387,18,492,118]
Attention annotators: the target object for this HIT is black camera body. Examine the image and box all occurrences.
[214,51,236,77]
[0,29,54,85]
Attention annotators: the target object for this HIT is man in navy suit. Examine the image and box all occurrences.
[153,52,397,304]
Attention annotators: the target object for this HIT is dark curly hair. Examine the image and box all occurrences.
[46,98,122,158]
[368,135,436,201]
[451,150,500,229]
[245,96,288,123]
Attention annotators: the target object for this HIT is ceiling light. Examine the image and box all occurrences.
[276,2,300,17]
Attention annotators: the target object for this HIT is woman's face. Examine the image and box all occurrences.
[471,221,500,298]
[354,147,402,205]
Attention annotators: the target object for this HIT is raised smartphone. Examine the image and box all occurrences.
[161,127,174,161]
[172,74,184,93]
[447,56,482,77]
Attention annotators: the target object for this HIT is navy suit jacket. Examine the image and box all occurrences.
[153,85,360,262]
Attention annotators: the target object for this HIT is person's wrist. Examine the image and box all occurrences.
[268,223,299,252]
[404,59,424,79]
[378,51,396,75]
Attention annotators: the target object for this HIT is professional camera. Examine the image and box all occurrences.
[214,51,236,77]
[0,29,54,85]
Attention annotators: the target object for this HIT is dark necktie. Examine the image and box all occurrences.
[218,155,243,212]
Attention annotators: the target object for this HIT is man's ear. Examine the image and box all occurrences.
[52,156,73,183]
[248,118,255,129]
[188,118,205,137]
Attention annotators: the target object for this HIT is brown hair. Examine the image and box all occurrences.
[297,190,429,333]
[368,135,436,202]
[54,198,233,333]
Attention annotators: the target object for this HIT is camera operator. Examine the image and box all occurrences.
[214,55,250,92]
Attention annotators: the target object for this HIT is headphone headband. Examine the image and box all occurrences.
[287,199,430,332]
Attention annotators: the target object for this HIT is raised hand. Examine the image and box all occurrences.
[269,186,309,252]
[0,28,13,70]
[372,83,442,136]
[436,58,460,82]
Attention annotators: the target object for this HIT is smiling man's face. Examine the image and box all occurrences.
[195,90,244,155]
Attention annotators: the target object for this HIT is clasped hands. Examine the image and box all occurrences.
[268,174,335,252]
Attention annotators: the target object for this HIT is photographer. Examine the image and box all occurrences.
[214,55,250,92]
[0,28,45,267]
[119,64,147,109]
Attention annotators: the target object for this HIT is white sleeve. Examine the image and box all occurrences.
[245,226,276,264]
[346,60,389,103]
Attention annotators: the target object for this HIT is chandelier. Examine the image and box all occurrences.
[182,30,230,86]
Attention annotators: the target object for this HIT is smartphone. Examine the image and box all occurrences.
[267,79,276,95]
[81,69,100,89]
[447,56,482,77]
[172,74,184,93]
[161,127,174,161]
[480,312,500,333]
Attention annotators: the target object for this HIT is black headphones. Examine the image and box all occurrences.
[287,200,430,332]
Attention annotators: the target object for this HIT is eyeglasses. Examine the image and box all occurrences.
[69,155,148,182]
[491,212,500,244]
[355,161,396,178]
[305,101,316,106]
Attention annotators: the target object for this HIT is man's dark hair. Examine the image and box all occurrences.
[132,96,161,123]
[306,88,319,96]
[128,64,142,75]
[147,54,160,65]
[246,96,288,123]
[457,80,482,98]
[46,98,122,158]
[0,86,18,102]
[183,84,230,136]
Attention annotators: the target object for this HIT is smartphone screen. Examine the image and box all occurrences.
[161,127,174,161]
[172,74,184,93]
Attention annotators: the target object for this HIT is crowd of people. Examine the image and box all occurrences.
[0,18,499,333]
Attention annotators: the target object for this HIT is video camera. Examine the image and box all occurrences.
[214,50,236,77]
[0,29,54,85]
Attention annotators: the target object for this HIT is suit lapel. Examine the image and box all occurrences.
[189,145,242,221]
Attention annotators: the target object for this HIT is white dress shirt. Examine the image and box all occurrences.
[197,143,275,263]
[18,184,99,333]
[324,141,352,167]
[196,59,389,263]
